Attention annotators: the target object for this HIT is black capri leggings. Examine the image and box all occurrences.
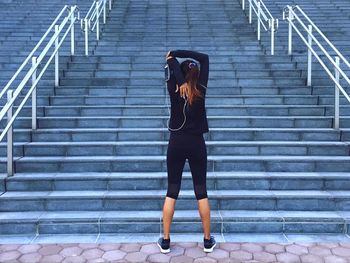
[166,132,208,200]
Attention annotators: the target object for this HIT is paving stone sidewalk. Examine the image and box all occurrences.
[1,242,350,263]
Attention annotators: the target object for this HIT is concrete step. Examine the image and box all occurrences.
[58,77,307,87]
[1,189,350,212]
[65,61,297,71]
[6,172,350,191]
[34,85,314,96]
[0,210,348,235]
[9,105,350,117]
[3,95,329,106]
[8,128,347,142]
[3,155,350,173]
[1,141,349,157]
[11,94,350,106]
[61,69,303,79]
[2,116,341,129]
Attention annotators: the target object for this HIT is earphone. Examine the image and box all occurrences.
[164,64,188,131]
[188,62,197,69]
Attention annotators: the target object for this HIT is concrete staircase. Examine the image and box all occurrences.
[1,0,350,238]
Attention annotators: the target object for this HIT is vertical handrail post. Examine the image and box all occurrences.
[54,25,59,87]
[257,1,261,41]
[307,25,313,86]
[288,8,293,55]
[31,57,37,130]
[70,6,75,56]
[271,18,275,55]
[7,90,13,176]
[334,56,340,129]
[109,0,112,11]
[96,0,100,40]
[249,0,252,24]
[85,19,89,56]
[242,0,245,10]
[103,0,107,24]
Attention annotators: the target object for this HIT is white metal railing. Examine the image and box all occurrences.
[283,5,350,129]
[81,0,112,56]
[241,0,279,55]
[0,5,80,176]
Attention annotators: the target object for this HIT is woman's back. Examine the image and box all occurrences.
[166,50,209,134]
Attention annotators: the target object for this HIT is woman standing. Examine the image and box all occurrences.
[157,50,216,253]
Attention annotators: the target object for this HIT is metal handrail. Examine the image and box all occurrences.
[0,6,80,176]
[82,0,112,56]
[241,0,279,55]
[283,5,350,129]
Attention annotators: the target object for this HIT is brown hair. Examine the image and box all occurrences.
[180,60,203,106]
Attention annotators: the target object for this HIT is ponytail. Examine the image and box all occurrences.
[180,60,203,106]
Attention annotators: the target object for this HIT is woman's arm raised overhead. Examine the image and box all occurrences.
[169,50,209,87]
[167,56,186,86]
[166,56,187,93]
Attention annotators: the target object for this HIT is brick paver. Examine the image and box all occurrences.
[277,252,301,263]
[1,242,350,262]
[300,254,324,263]
[265,243,285,254]
[324,255,348,263]
[253,251,276,262]
[230,250,253,261]
[286,244,309,256]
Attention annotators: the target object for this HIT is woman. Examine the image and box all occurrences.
[157,50,216,253]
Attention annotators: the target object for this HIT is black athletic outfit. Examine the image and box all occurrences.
[166,50,209,200]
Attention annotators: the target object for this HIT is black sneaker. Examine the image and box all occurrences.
[203,236,216,253]
[157,237,170,254]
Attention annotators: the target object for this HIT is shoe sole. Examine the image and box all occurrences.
[203,243,217,253]
[157,242,170,254]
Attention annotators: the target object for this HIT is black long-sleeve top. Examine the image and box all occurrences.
[166,50,209,135]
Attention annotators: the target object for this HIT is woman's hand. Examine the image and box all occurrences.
[166,51,173,61]
[176,83,189,99]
